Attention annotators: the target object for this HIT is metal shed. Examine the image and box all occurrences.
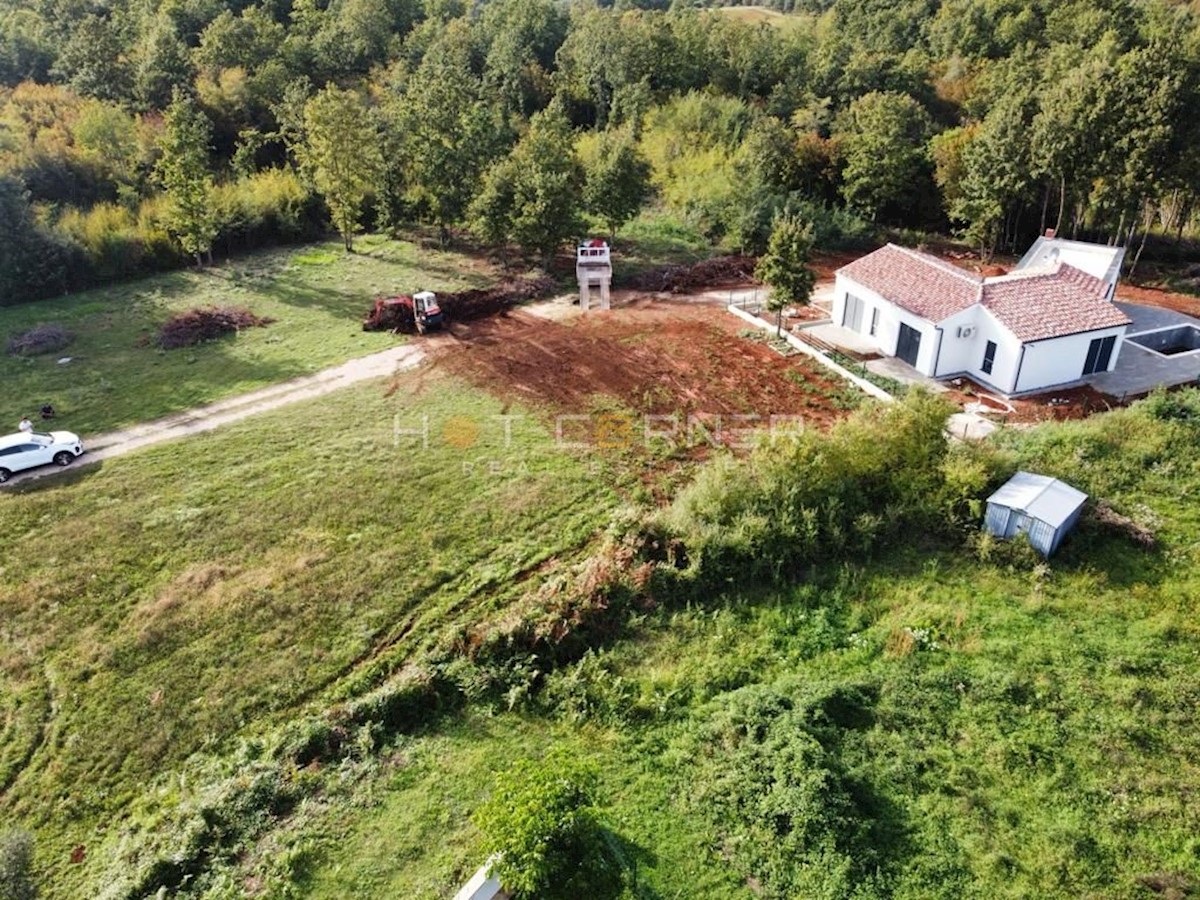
[983,472,1088,557]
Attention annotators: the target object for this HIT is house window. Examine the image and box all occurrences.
[869,307,880,336]
[1082,335,1117,376]
[981,340,997,375]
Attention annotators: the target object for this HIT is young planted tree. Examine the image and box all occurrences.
[583,127,651,242]
[155,90,219,266]
[300,85,383,252]
[756,213,816,337]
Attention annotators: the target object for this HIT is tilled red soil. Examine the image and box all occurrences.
[428,299,860,431]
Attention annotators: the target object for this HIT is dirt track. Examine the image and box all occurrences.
[3,344,425,488]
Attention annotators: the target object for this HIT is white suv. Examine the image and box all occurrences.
[0,431,84,483]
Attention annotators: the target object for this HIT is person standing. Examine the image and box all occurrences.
[18,416,33,434]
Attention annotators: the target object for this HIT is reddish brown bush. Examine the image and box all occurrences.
[157,307,274,349]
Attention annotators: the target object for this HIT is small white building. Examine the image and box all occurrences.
[832,237,1131,396]
[984,471,1088,557]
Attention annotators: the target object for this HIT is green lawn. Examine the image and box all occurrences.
[0,234,492,435]
[3,263,1200,900]
[0,371,623,898]
[290,395,1200,900]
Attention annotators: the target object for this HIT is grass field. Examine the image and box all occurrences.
[0,234,493,435]
[3,227,1200,898]
[291,392,1200,899]
[0,371,628,897]
[711,4,813,29]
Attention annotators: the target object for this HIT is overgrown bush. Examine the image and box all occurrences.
[0,829,37,900]
[6,323,73,356]
[474,748,627,900]
[56,201,178,283]
[156,306,274,349]
[656,390,959,591]
[683,679,887,900]
[0,174,84,305]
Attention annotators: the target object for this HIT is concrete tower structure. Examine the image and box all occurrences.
[576,239,612,311]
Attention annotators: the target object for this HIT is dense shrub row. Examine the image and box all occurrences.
[2,169,324,305]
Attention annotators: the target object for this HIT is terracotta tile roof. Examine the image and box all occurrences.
[837,244,981,321]
[981,264,1131,342]
[837,246,1131,342]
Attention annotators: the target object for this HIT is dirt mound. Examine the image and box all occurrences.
[630,256,759,294]
[157,307,274,350]
[363,277,557,333]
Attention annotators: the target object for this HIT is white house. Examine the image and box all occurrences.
[832,238,1131,396]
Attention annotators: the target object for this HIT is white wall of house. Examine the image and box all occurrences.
[934,307,1023,392]
[1013,327,1126,394]
[834,275,1126,394]
[833,275,940,375]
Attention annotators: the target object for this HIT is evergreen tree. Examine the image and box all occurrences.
[300,85,383,251]
[155,91,219,266]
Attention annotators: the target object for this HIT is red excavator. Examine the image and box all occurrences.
[365,290,445,334]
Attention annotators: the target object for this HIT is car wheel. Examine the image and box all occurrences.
[0,468,10,483]
[54,451,74,467]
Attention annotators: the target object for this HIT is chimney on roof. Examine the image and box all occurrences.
[1044,228,1056,238]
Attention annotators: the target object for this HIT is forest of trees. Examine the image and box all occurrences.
[3,0,1200,303]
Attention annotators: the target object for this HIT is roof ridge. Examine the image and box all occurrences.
[887,243,983,284]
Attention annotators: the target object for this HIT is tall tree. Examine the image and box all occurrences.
[756,213,816,337]
[155,91,219,266]
[471,104,584,262]
[583,127,651,241]
[393,21,508,242]
[300,85,383,252]
[135,17,195,111]
[834,91,932,222]
[50,15,132,103]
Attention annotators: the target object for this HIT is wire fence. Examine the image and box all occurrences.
[727,289,764,315]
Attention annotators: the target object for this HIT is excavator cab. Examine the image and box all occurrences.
[412,291,444,334]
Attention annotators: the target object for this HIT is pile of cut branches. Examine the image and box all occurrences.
[629,255,758,293]
[157,307,274,349]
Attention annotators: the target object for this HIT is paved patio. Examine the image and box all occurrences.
[804,322,880,356]
[1087,302,1200,398]
[864,356,952,392]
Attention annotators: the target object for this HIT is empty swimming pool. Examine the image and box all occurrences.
[1127,324,1200,356]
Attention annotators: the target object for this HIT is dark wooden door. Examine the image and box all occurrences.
[896,323,922,367]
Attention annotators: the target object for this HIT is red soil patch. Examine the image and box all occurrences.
[941,378,1118,424]
[1117,282,1200,318]
[429,300,859,433]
